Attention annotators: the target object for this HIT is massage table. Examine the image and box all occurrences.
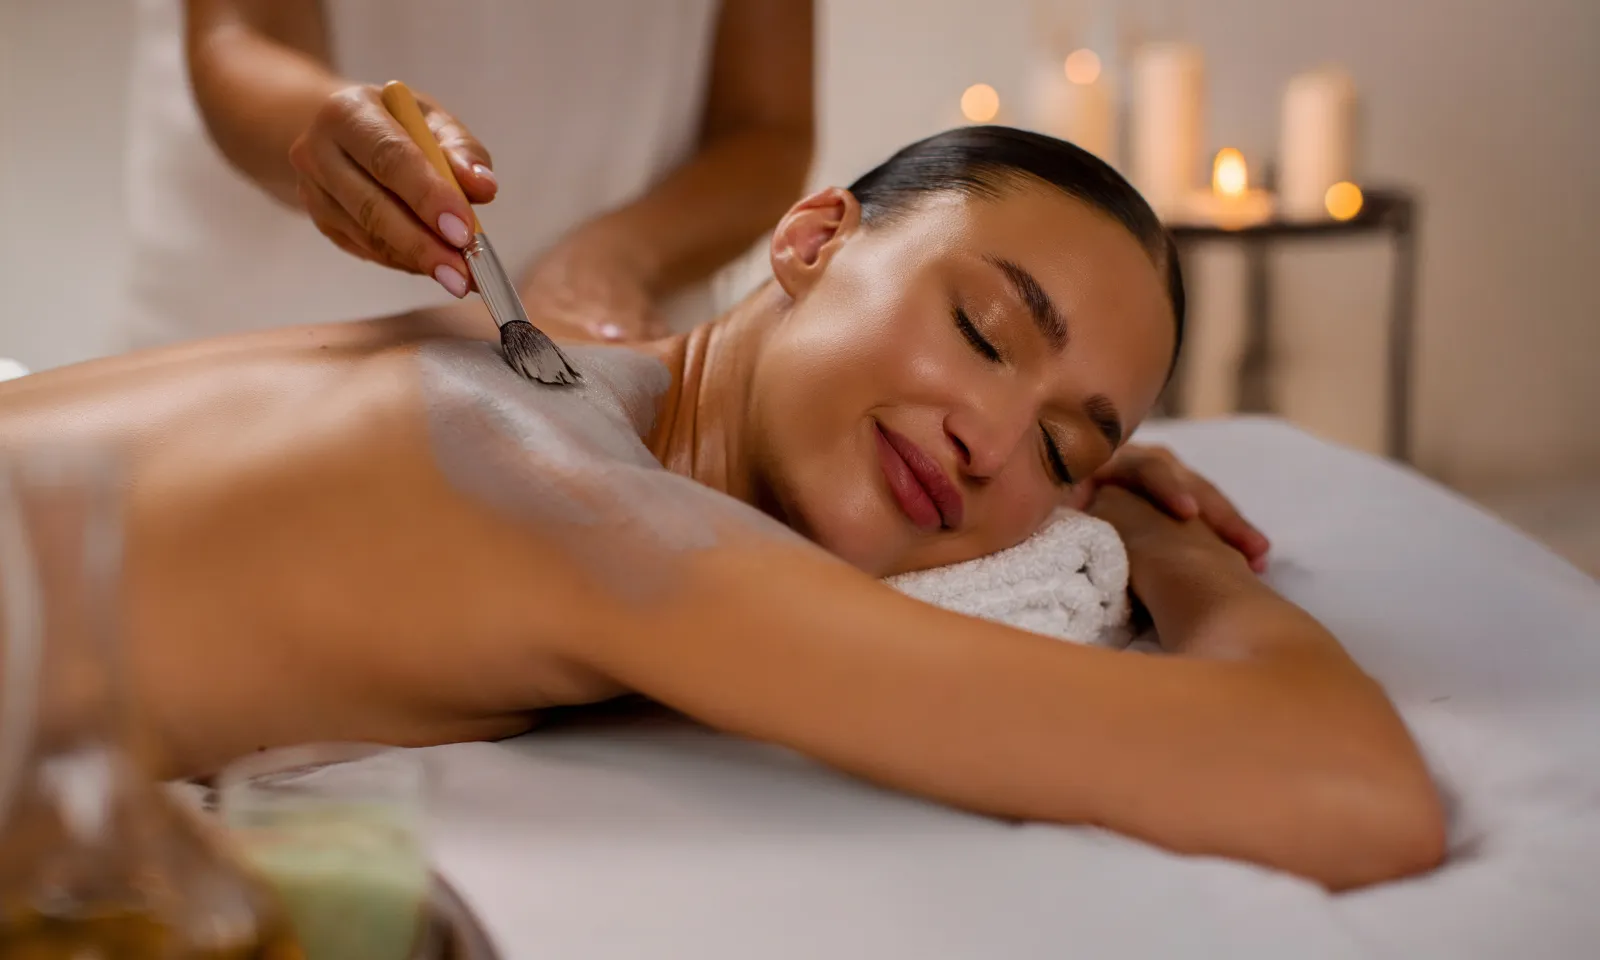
[418,416,1600,958]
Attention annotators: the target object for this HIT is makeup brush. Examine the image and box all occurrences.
[380,80,581,386]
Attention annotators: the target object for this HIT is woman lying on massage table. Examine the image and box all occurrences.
[0,128,1444,889]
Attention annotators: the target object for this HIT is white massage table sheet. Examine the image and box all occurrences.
[421,417,1600,959]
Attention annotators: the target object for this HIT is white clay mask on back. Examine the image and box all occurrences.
[414,341,806,601]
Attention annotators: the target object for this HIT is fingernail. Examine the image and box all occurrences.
[1178,494,1199,515]
[598,323,623,340]
[472,164,497,188]
[438,213,471,248]
[434,264,468,298]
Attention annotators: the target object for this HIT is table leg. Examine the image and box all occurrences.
[1388,211,1418,462]
[1159,241,1193,419]
[1237,238,1273,413]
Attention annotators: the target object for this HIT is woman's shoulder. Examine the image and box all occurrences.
[409,338,672,454]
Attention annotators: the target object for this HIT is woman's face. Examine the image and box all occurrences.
[750,183,1176,577]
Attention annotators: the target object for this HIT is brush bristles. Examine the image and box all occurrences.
[500,320,582,386]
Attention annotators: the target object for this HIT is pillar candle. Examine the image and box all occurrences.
[1278,66,1358,219]
[1129,41,1205,219]
[1029,58,1118,166]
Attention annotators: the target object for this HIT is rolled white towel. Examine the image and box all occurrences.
[884,508,1132,647]
[0,359,29,383]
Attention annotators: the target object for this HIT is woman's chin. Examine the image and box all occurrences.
[778,448,910,576]
[801,508,907,577]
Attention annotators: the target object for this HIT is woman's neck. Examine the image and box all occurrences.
[646,284,784,519]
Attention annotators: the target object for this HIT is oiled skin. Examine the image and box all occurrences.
[0,312,1444,890]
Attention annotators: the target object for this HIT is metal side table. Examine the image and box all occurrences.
[1164,190,1419,463]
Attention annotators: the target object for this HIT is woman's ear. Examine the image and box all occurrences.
[769,187,862,299]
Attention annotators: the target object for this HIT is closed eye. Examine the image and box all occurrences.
[953,305,1000,362]
[1041,426,1074,486]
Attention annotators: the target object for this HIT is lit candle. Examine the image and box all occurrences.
[956,83,1002,125]
[1182,148,1276,228]
[1129,41,1205,219]
[1279,66,1358,219]
[1324,181,1364,221]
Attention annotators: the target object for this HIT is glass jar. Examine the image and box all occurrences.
[0,445,302,959]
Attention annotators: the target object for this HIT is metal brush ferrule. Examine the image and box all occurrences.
[462,234,531,331]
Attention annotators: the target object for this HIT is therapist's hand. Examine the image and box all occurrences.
[518,230,668,342]
[288,84,498,299]
[1069,444,1271,573]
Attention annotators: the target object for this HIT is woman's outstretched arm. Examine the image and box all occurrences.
[577,488,1445,891]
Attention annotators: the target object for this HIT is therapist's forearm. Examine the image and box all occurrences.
[564,127,814,297]
[185,0,343,207]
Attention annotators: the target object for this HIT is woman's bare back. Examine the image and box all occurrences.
[0,317,803,775]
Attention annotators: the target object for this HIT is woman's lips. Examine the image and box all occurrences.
[874,422,965,532]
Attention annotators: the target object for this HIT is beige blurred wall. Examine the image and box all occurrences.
[0,0,135,374]
[2,0,1596,493]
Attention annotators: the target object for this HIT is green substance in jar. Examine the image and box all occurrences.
[233,804,429,960]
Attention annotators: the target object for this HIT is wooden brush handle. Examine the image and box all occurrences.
[380,80,481,233]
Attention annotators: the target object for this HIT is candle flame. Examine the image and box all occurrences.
[1212,148,1248,199]
[1325,181,1364,221]
[961,83,1000,123]
[1064,49,1102,85]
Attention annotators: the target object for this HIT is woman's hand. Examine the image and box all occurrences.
[288,84,498,299]
[1087,486,1251,573]
[1071,444,1270,572]
[518,231,668,343]
[1087,485,1261,650]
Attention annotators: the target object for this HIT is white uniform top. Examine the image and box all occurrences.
[121,0,722,350]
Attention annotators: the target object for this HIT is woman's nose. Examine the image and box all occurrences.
[944,406,1031,482]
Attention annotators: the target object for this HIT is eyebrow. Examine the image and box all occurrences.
[1085,394,1124,449]
[986,256,1067,351]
